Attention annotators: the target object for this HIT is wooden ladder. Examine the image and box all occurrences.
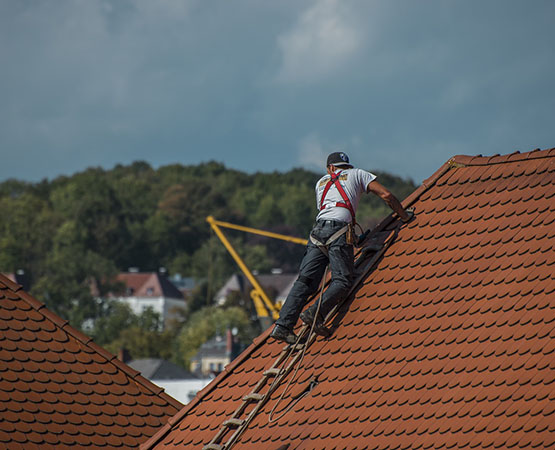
[202,229,397,450]
[202,327,315,450]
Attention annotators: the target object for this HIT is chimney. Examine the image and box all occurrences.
[226,329,233,359]
[117,348,131,363]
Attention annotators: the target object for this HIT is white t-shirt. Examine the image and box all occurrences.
[315,168,377,223]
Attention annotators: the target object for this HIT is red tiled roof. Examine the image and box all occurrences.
[114,272,184,299]
[0,274,183,449]
[142,148,555,450]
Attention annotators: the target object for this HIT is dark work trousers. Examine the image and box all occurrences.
[276,219,355,331]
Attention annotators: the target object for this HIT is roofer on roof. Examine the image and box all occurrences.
[270,151,413,344]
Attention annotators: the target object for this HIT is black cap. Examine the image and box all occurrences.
[326,152,351,167]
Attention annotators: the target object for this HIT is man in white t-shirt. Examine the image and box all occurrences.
[271,151,413,344]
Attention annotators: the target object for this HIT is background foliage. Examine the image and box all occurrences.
[0,161,415,366]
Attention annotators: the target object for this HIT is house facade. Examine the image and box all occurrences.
[108,271,186,328]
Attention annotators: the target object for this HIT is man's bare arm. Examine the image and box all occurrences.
[367,181,411,222]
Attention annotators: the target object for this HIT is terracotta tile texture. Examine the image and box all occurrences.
[142,148,555,450]
[0,274,182,449]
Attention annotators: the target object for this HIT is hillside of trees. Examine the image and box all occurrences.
[0,161,416,366]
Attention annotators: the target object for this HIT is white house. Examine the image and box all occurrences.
[109,271,186,328]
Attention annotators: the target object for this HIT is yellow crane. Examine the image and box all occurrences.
[206,216,307,329]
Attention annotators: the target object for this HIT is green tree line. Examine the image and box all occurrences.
[0,161,415,366]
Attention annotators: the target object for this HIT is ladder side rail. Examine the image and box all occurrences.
[222,330,316,449]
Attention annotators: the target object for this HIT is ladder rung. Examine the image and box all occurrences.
[263,368,281,377]
[223,418,244,428]
[243,393,264,402]
[202,445,223,450]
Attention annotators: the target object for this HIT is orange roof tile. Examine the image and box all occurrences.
[0,274,183,449]
[142,147,555,450]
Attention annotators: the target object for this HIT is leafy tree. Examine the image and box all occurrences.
[106,326,176,361]
[186,281,214,315]
[0,159,416,361]
[0,192,58,282]
[49,168,131,267]
[90,301,137,347]
[175,306,254,368]
[30,220,119,328]
[91,303,179,361]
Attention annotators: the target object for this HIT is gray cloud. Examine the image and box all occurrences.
[1,0,553,183]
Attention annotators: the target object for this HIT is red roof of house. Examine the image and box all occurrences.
[113,272,184,299]
[0,274,183,449]
[142,148,555,450]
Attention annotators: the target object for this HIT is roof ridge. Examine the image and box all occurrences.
[450,147,555,167]
[372,147,554,234]
[1,273,183,411]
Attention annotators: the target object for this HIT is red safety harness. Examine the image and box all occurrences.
[319,170,356,221]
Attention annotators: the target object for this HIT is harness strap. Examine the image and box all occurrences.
[309,224,349,256]
[319,171,356,220]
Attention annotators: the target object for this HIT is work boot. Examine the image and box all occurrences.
[300,309,330,337]
[270,324,298,345]
[300,309,316,326]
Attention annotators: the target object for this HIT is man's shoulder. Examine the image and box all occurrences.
[351,167,376,180]
[316,173,331,188]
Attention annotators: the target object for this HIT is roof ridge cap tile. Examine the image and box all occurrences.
[451,147,554,167]
[3,273,184,414]
[365,147,553,233]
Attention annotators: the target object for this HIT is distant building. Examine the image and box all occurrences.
[126,358,212,405]
[215,270,296,307]
[190,329,244,377]
[169,273,197,299]
[106,271,186,328]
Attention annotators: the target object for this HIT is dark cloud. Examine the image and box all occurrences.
[1,0,553,183]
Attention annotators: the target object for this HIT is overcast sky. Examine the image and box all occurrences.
[1,0,554,184]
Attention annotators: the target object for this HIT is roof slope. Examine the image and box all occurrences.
[0,274,183,449]
[143,148,555,450]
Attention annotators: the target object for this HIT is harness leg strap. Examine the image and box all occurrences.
[309,224,349,256]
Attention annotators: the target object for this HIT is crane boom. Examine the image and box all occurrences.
[207,217,308,246]
[207,216,281,324]
[206,216,307,329]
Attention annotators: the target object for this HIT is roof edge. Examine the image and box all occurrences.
[0,273,184,412]
[0,273,23,292]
